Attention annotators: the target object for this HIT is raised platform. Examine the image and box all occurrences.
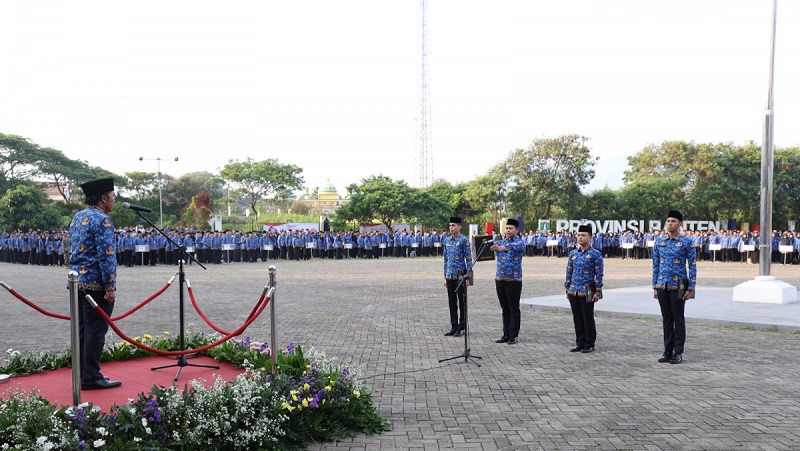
[522,284,800,332]
[0,356,243,411]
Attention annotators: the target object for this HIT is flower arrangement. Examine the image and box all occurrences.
[1,335,388,450]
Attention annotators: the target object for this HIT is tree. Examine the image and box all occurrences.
[266,188,295,213]
[1,135,117,203]
[422,179,472,220]
[122,171,158,201]
[504,134,597,219]
[581,187,623,220]
[624,140,721,208]
[220,158,304,217]
[26,146,118,203]
[462,164,507,225]
[0,184,62,230]
[181,195,212,230]
[289,199,310,215]
[164,171,224,215]
[773,146,800,227]
[412,190,452,229]
[334,175,420,233]
[690,142,760,223]
[616,178,685,220]
[0,133,40,181]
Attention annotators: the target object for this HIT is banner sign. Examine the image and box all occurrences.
[262,222,318,233]
[551,219,723,233]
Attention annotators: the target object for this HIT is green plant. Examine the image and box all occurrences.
[1,335,388,450]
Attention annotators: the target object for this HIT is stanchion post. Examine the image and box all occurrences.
[68,271,81,406]
[269,265,278,372]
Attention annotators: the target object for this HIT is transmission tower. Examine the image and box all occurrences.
[416,0,433,188]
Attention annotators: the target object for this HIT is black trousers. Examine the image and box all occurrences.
[78,289,115,383]
[657,288,686,355]
[445,278,466,330]
[568,294,596,347]
[495,280,522,338]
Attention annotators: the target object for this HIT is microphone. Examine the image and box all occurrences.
[121,202,153,213]
[483,238,495,244]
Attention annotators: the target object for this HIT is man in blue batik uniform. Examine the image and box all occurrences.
[652,209,697,365]
[443,217,472,337]
[565,224,604,353]
[69,177,122,390]
[490,218,526,344]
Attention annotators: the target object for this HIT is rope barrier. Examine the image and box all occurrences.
[86,287,273,357]
[186,281,268,336]
[2,282,70,320]
[110,275,176,321]
[1,278,175,322]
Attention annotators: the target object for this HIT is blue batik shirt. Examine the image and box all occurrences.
[565,246,604,296]
[69,206,117,292]
[652,233,697,290]
[495,235,525,281]
[443,234,472,279]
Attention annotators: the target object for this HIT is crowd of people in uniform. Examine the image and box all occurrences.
[2,225,800,268]
[519,228,800,264]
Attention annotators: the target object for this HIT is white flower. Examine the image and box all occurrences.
[96,426,107,436]
[141,418,148,427]
[133,437,141,443]
[93,438,105,447]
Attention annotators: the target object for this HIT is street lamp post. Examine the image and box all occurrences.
[138,156,179,228]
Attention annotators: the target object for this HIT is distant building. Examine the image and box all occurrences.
[38,181,68,203]
[299,180,349,214]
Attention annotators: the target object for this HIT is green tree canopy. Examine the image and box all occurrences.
[123,171,158,201]
[421,179,472,221]
[0,184,62,230]
[504,134,597,220]
[0,133,39,181]
[462,164,506,225]
[220,158,304,217]
[335,175,423,233]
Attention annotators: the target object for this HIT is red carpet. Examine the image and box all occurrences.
[1,356,244,411]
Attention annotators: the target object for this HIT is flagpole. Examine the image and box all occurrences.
[733,0,797,304]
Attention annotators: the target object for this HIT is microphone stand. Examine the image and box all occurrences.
[439,239,493,367]
[130,210,219,381]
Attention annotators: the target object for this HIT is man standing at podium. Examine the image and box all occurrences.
[491,218,525,344]
[69,177,122,390]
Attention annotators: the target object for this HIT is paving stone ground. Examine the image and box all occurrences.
[2,256,800,450]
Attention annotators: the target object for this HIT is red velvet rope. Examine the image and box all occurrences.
[4,288,70,320]
[1,281,173,322]
[187,285,266,335]
[90,292,272,356]
[110,280,173,321]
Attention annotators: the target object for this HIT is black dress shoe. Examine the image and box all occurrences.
[82,379,122,390]
[658,353,673,363]
[581,346,594,353]
[453,329,465,337]
[670,353,683,364]
[507,337,518,345]
[444,328,457,336]
[570,345,583,352]
[496,336,510,343]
